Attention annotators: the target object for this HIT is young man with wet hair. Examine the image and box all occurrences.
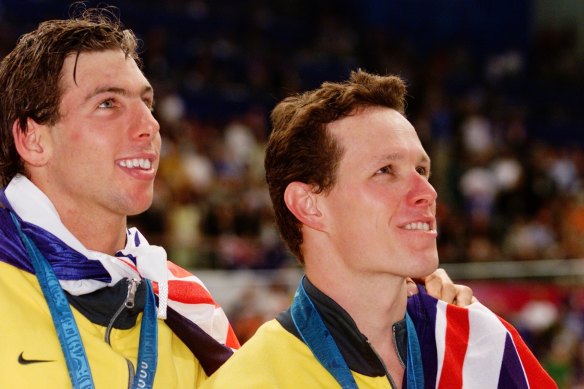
[0,8,239,388]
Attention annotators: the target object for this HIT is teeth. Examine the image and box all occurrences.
[119,158,152,169]
[404,222,430,231]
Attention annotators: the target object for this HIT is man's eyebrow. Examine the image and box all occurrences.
[84,85,154,102]
[375,152,431,166]
[419,154,431,164]
[377,152,404,162]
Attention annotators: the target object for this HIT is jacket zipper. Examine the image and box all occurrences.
[392,324,406,369]
[367,325,404,389]
[368,341,398,388]
[104,278,141,389]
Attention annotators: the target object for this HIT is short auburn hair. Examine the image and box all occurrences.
[265,69,407,263]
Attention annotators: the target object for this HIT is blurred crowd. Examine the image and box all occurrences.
[1,0,583,385]
[2,0,582,269]
[145,0,584,270]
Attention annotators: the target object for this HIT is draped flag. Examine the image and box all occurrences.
[407,288,557,389]
[0,175,239,375]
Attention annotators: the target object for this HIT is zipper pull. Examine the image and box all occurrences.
[125,279,141,309]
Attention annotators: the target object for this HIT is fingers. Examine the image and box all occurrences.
[405,277,418,296]
[424,269,456,304]
[451,285,475,307]
[422,268,476,307]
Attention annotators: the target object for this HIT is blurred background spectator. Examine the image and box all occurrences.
[1,0,583,385]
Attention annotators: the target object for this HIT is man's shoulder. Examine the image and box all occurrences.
[0,207,16,240]
[234,319,300,354]
[0,260,35,284]
[201,319,319,388]
[203,318,393,389]
[0,207,31,271]
[0,261,46,317]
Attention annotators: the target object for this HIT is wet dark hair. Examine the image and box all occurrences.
[0,6,140,186]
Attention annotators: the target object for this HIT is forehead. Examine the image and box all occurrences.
[59,49,148,93]
[328,106,428,164]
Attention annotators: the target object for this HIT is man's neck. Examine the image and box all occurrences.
[59,208,127,255]
[306,261,407,324]
[5,175,128,255]
[305,259,408,385]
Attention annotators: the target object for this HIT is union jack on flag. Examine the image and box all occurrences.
[407,288,557,389]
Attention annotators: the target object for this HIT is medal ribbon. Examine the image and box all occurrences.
[290,276,424,388]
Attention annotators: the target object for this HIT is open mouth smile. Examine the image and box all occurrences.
[117,158,153,170]
[403,222,433,232]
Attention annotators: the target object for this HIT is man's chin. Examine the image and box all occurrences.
[124,200,153,217]
[413,256,440,279]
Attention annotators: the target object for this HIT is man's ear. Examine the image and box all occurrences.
[284,182,325,231]
[12,118,51,166]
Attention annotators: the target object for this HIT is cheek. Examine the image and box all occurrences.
[154,132,162,146]
[75,129,119,156]
[57,129,113,170]
[58,125,89,149]
[371,188,401,215]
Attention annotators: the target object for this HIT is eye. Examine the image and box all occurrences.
[416,166,431,178]
[98,98,116,109]
[375,165,394,175]
[144,98,155,112]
